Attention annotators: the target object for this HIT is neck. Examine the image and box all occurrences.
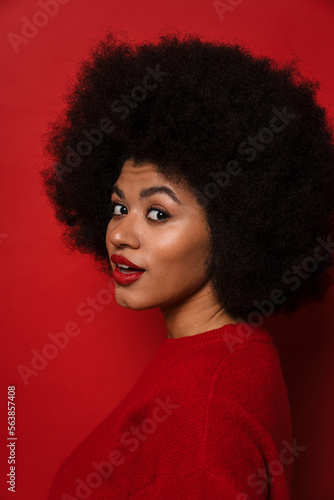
[159,283,238,339]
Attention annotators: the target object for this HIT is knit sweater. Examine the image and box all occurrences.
[48,322,293,499]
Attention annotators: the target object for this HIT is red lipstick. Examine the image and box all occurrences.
[110,254,146,286]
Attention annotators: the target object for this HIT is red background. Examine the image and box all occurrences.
[1,0,334,498]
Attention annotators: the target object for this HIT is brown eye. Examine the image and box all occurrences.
[147,207,170,221]
[110,202,170,222]
[111,202,126,216]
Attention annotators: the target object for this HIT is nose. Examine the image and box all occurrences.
[107,212,141,249]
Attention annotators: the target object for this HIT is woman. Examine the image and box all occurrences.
[41,29,334,499]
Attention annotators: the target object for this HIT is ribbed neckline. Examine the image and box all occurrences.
[160,322,273,350]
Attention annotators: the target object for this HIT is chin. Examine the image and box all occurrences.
[114,291,157,311]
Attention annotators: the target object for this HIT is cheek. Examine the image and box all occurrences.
[149,227,210,282]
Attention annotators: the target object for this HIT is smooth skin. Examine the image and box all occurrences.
[106,158,239,339]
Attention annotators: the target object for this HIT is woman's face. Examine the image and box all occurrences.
[106,158,214,311]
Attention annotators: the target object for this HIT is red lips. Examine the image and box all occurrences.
[110,254,145,270]
[110,254,146,286]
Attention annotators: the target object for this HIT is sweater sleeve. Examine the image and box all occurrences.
[128,465,266,499]
[128,375,291,499]
[200,342,292,500]
[202,398,291,499]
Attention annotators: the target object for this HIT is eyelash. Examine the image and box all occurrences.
[110,202,170,222]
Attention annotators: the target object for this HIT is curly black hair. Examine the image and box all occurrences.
[40,28,334,323]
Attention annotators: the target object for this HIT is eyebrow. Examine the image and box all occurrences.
[111,184,182,205]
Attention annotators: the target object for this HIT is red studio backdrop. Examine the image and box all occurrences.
[1,0,334,499]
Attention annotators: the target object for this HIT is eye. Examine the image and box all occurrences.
[110,202,170,222]
[147,207,170,222]
[111,202,126,216]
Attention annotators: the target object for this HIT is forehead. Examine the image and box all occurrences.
[118,158,163,181]
[116,158,187,194]
[114,158,202,209]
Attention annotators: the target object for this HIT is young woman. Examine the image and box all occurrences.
[41,29,334,499]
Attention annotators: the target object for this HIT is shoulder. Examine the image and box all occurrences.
[202,334,293,494]
[209,333,290,424]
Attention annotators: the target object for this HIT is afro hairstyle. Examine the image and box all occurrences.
[40,28,334,323]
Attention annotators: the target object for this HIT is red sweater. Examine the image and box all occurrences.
[48,322,293,499]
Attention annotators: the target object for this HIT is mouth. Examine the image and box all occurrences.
[110,254,146,285]
[112,263,146,286]
[115,264,146,274]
